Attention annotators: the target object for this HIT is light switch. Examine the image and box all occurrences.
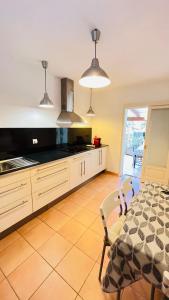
[32,138,38,144]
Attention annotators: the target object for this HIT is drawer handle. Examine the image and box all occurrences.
[0,200,29,216]
[0,183,27,197]
[37,162,67,172]
[37,168,67,180]
[38,180,68,196]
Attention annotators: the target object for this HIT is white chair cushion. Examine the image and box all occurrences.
[108,215,126,244]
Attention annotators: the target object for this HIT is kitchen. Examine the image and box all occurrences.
[1,1,169,300]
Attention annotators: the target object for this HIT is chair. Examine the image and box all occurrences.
[121,177,135,214]
[99,190,126,284]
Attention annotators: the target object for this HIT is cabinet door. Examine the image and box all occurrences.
[70,156,84,189]
[99,147,107,171]
[92,148,107,175]
[92,148,101,175]
[81,152,93,182]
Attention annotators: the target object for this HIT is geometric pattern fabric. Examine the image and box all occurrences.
[102,182,169,297]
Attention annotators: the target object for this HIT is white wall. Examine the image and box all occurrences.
[91,79,169,174]
[0,58,91,127]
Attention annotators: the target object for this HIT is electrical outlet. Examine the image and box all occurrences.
[32,138,38,144]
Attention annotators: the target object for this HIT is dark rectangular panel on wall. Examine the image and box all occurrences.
[0,128,92,159]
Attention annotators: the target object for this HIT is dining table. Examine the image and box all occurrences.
[102,182,169,299]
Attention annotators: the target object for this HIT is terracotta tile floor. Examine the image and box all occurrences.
[0,173,163,300]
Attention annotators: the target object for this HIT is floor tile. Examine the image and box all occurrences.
[0,237,34,276]
[37,207,56,221]
[74,208,97,227]
[122,279,162,300]
[30,271,77,300]
[0,268,5,282]
[79,263,116,300]
[56,246,94,292]
[17,218,42,235]
[85,198,101,215]
[58,219,86,244]
[90,216,104,237]
[38,233,72,267]
[71,194,91,207]
[42,209,70,231]
[57,202,81,217]
[76,229,103,260]
[8,252,52,300]
[0,231,20,252]
[0,279,18,300]
[23,222,55,249]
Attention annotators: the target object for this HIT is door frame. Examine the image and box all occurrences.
[119,105,149,177]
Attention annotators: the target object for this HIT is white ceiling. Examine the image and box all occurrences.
[1,0,169,87]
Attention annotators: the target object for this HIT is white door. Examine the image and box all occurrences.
[142,107,169,184]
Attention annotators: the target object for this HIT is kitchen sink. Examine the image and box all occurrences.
[0,157,39,174]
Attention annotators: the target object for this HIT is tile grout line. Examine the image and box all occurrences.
[0,175,113,299]
[0,263,21,300]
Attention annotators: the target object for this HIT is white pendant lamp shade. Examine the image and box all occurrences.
[39,60,54,108]
[79,29,111,88]
[79,58,110,88]
[86,89,95,117]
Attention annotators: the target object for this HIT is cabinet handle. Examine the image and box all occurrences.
[37,162,66,172]
[84,160,85,175]
[101,150,102,165]
[80,162,82,176]
[38,180,68,197]
[99,150,101,165]
[37,168,67,180]
[0,183,27,197]
[0,200,28,216]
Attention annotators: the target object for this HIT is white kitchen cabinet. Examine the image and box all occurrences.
[0,170,32,232]
[1,146,108,233]
[31,159,70,211]
[92,147,107,175]
[70,152,93,189]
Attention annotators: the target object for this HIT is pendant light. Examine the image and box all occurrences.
[79,28,111,88]
[86,89,95,117]
[39,60,54,108]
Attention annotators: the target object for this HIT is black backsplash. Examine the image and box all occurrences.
[0,128,92,159]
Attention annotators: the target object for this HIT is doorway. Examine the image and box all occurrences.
[121,107,148,178]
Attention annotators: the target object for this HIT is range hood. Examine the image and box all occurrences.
[57,78,84,123]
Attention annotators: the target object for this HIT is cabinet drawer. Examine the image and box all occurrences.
[0,178,31,209]
[31,160,69,177]
[33,179,69,211]
[31,167,69,191]
[0,169,30,188]
[0,196,32,232]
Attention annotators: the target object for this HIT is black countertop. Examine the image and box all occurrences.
[0,145,108,176]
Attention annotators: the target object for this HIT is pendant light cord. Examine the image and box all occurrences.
[90,88,92,106]
[94,40,97,58]
[45,67,47,93]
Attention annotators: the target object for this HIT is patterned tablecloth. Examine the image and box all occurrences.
[102,183,169,296]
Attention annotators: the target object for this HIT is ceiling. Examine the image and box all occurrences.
[1,0,169,87]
